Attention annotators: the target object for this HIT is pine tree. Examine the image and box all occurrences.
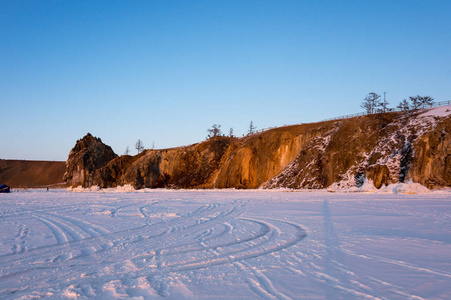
[248,121,256,134]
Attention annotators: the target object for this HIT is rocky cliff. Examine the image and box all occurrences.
[64,107,451,190]
[63,133,117,187]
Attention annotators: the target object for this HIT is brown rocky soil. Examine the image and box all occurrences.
[0,160,66,188]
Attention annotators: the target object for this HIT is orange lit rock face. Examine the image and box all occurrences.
[64,111,451,190]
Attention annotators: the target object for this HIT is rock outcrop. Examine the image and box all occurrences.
[408,117,451,187]
[265,109,450,189]
[64,107,451,190]
[63,133,117,187]
[94,137,231,189]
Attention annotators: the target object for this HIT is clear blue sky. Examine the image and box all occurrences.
[1,0,450,161]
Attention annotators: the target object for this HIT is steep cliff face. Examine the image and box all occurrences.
[64,107,451,189]
[91,137,230,189]
[212,124,331,188]
[63,133,117,187]
[93,154,140,188]
[265,110,450,189]
[408,115,451,187]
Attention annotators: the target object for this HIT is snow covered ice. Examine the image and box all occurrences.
[0,188,450,299]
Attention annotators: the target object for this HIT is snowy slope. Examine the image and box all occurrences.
[418,104,451,118]
[0,189,450,299]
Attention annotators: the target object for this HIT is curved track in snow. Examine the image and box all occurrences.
[0,194,306,299]
[1,190,450,299]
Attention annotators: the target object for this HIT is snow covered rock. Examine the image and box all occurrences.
[264,108,451,190]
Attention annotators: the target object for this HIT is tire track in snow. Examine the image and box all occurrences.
[0,202,216,273]
[60,214,305,299]
[46,204,242,293]
[31,214,69,245]
[159,220,266,259]
[342,248,451,279]
[39,212,110,237]
[276,201,421,300]
[237,260,291,300]
[164,217,306,273]
[0,199,308,299]
[194,218,295,300]
[32,213,86,242]
[281,250,384,300]
[233,219,305,300]
[0,202,237,297]
[365,276,425,300]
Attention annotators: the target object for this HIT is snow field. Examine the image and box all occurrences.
[0,189,450,299]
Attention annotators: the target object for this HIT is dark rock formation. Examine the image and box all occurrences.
[93,155,138,188]
[63,133,117,187]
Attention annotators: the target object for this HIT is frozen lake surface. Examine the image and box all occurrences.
[0,189,450,299]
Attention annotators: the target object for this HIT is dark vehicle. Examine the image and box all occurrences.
[0,184,11,193]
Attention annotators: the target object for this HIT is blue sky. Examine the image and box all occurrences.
[1,0,450,161]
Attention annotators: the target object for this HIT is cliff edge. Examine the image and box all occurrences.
[64,106,451,190]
